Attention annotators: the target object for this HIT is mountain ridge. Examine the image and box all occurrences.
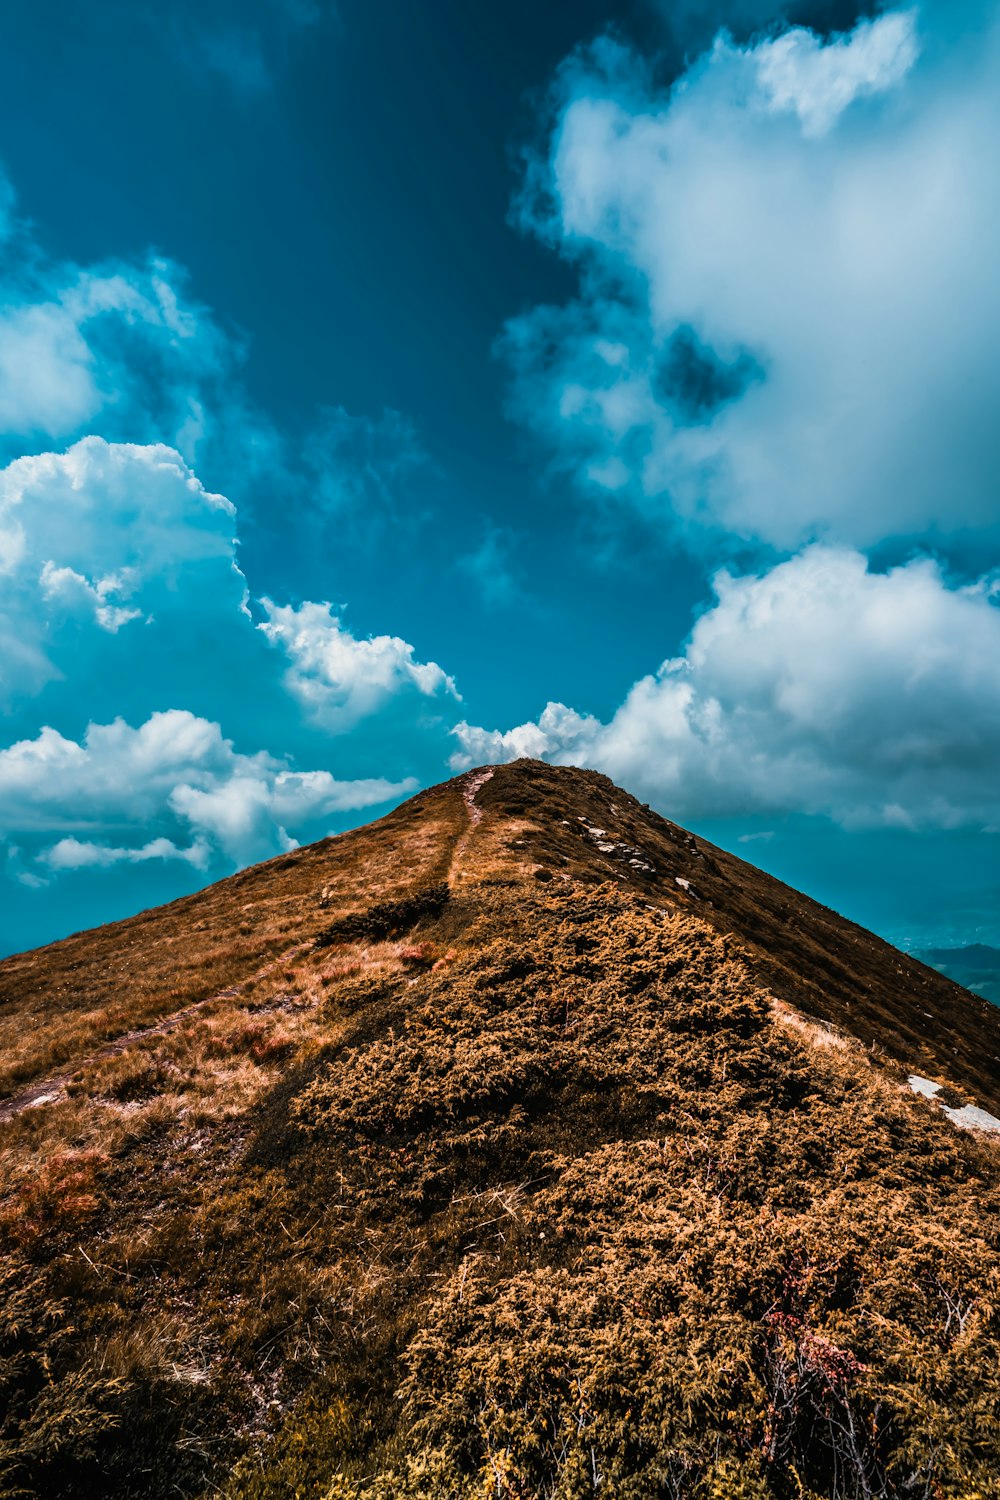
[3,759,997,1116]
[2,760,999,1498]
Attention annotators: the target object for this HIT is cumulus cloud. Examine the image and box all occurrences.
[0,236,243,468]
[0,437,243,700]
[0,431,451,732]
[451,705,594,770]
[452,547,1000,829]
[259,599,458,730]
[0,437,238,594]
[0,439,441,879]
[1,709,415,871]
[41,836,211,872]
[507,2,1000,550]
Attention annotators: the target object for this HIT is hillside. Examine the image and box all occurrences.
[1,760,999,1498]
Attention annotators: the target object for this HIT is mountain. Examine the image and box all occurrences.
[917,944,1000,1008]
[1,760,999,1499]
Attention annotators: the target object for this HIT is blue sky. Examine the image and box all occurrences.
[1,0,998,959]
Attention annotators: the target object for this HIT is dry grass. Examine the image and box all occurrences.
[473,760,1000,1115]
[0,790,463,1098]
[1,762,999,1499]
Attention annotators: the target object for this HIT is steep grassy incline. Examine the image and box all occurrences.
[1,762,998,1500]
[473,761,1000,1115]
[0,777,469,1104]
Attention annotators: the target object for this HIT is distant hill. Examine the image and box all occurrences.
[1,760,999,1498]
[917,944,1000,1006]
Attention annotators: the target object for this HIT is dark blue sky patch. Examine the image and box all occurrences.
[653,328,764,423]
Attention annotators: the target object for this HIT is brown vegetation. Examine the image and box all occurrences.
[1,762,999,1498]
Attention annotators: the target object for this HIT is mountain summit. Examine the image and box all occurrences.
[2,761,999,1498]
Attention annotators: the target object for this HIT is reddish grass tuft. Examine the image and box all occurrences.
[2,1148,107,1246]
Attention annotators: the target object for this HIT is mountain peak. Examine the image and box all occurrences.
[2,764,999,1496]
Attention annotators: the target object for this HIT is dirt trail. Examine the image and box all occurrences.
[461,766,495,827]
[0,939,315,1125]
[448,767,495,880]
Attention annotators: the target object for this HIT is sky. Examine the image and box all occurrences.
[0,0,998,959]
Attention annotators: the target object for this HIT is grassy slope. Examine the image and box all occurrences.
[0,780,465,1100]
[1,763,999,1499]
[475,763,1000,1115]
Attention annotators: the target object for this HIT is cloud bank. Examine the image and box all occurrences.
[506,1,1000,551]
[469,1,1000,851]
[452,547,1000,829]
[0,430,446,879]
[0,161,456,895]
[0,437,243,700]
[2,710,414,873]
[260,600,457,730]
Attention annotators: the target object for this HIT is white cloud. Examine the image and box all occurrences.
[0,243,237,464]
[41,836,211,871]
[451,705,596,770]
[0,433,455,885]
[260,598,459,730]
[452,546,1000,830]
[0,433,459,739]
[508,3,1000,549]
[39,563,142,633]
[0,436,237,589]
[0,709,416,870]
[755,10,918,136]
[0,436,243,699]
